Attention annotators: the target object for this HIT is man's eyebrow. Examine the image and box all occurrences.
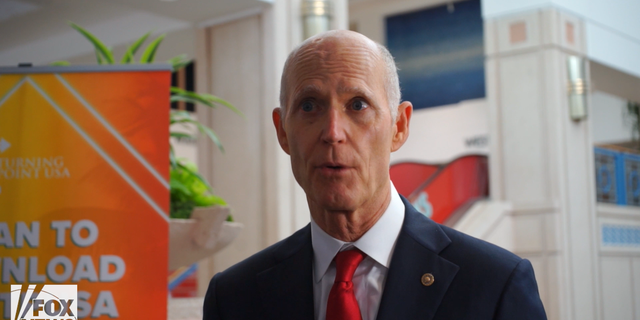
[337,85,374,99]
[291,84,375,104]
[292,84,323,102]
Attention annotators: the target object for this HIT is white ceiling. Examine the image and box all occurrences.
[0,0,270,66]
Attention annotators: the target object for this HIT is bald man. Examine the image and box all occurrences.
[203,30,547,320]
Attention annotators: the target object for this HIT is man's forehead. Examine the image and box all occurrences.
[303,30,377,51]
[292,36,378,65]
[287,38,382,87]
[292,82,375,99]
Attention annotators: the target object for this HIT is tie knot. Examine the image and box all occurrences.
[334,249,365,282]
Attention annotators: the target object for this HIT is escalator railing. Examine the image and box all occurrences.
[390,155,489,225]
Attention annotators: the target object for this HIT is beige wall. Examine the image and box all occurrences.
[591,91,633,144]
[194,14,269,295]
[205,14,265,272]
[390,99,489,165]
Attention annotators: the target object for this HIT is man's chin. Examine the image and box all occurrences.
[311,192,359,212]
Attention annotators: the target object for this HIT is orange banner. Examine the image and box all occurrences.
[0,66,170,319]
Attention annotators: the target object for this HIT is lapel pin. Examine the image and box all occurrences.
[421,273,435,286]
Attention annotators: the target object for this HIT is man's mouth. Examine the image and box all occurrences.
[317,162,350,173]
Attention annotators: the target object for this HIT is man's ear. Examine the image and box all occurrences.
[272,108,291,155]
[391,101,412,152]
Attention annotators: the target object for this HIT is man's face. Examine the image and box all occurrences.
[274,36,408,213]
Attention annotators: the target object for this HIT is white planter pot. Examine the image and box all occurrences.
[168,206,243,270]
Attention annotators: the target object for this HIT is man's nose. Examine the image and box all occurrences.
[320,108,347,144]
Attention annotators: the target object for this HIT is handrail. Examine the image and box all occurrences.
[390,155,489,224]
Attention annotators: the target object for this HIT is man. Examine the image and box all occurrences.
[203,30,546,320]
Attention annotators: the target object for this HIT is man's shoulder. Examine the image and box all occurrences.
[213,224,311,284]
[400,205,524,285]
[401,198,522,273]
[203,225,313,319]
[398,211,546,319]
[438,223,522,273]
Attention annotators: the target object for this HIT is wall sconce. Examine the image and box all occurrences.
[302,0,332,40]
[566,55,588,121]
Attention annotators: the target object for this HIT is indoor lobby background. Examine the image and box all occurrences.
[1,0,639,319]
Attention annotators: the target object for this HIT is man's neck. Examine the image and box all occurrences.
[309,183,392,242]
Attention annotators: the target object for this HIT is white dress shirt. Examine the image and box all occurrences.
[311,181,405,320]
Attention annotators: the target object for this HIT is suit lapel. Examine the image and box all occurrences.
[376,198,460,320]
[256,225,315,320]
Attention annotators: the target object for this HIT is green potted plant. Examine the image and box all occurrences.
[62,22,243,269]
[626,101,640,150]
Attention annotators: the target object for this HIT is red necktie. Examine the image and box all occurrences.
[326,249,365,320]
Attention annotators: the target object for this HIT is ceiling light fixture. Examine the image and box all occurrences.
[301,0,332,40]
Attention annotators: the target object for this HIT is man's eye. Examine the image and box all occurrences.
[301,101,314,112]
[351,100,368,111]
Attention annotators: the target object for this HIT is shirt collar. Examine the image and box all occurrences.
[311,181,405,282]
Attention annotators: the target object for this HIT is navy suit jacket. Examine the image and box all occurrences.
[203,197,547,319]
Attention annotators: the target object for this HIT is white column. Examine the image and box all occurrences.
[262,0,308,245]
[485,8,600,320]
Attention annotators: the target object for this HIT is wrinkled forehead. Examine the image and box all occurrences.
[285,35,384,92]
[296,43,375,70]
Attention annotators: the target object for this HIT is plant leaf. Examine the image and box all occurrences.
[170,110,192,125]
[170,118,196,125]
[170,109,223,151]
[194,121,224,153]
[121,32,151,64]
[170,87,242,117]
[176,162,213,191]
[170,88,242,118]
[170,200,194,219]
[168,54,190,72]
[170,132,194,140]
[171,87,215,107]
[95,49,103,65]
[170,95,207,107]
[170,110,191,117]
[122,51,134,65]
[193,193,226,207]
[169,116,224,152]
[200,93,244,117]
[50,61,70,66]
[140,34,165,63]
[69,22,115,64]
[169,179,192,196]
[170,144,178,170]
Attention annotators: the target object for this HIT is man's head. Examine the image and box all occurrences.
[272,30,412,240]
[280,31,401,121]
